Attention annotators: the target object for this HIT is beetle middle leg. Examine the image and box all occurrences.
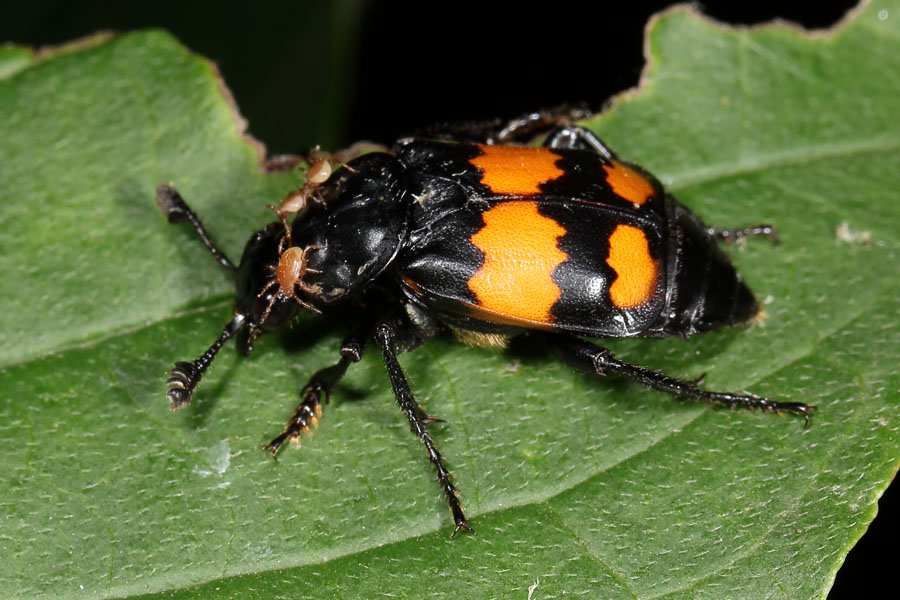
[374,319,472,536]
[541,333,816,424]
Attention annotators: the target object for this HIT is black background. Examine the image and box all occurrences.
[1,1,891,597]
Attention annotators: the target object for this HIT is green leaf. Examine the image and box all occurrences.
[1,3,898,598]
[0,45,33,80]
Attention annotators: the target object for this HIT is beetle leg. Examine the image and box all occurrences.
[411,105,592,146]
[706,224,779,245]
[156,184,237,271]
[165,312,247,409]
[541,125,615,159]
[410,116,507,144]
[265,321,369,456]
[263,358,350,456]
[542,334,816,425]
[374,320,473,536]
[495,104,593,144]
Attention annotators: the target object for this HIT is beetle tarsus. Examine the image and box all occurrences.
[264,386,325,457]
[451,514,474,538]
[165,361,199,409]
[691,389,814,421]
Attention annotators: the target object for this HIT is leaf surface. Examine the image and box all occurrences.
[1,3,898,598]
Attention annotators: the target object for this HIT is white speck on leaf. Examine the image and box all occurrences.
[527,578,539,600]
[193,439,231,477]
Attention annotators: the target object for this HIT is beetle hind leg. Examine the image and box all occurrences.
[542,334,816,425]
[706,224,778,244]
[541,124,615,158]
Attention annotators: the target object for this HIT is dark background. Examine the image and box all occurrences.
[1,1,890,596]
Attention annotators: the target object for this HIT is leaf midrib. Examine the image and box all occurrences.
[667,135,899,192]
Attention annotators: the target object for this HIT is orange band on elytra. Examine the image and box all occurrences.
[471,145,565,195]
[468,201,567,323]
[606,224,658,308]
[602,160,656,206]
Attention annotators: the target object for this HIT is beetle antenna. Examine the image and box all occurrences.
[165,312,247,409]
[156,184,237,271]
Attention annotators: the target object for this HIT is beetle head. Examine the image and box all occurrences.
[232,221,306,353]
[164,221,320,409]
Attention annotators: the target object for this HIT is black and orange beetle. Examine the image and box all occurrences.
[157,110,815,535]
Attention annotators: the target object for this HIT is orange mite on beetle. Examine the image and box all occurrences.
[157,108,815,536]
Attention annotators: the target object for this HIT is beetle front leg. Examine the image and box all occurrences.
[374,320,472,536]
[543,334,816,424]
[265,322,369,456]
[166,313,247,409]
